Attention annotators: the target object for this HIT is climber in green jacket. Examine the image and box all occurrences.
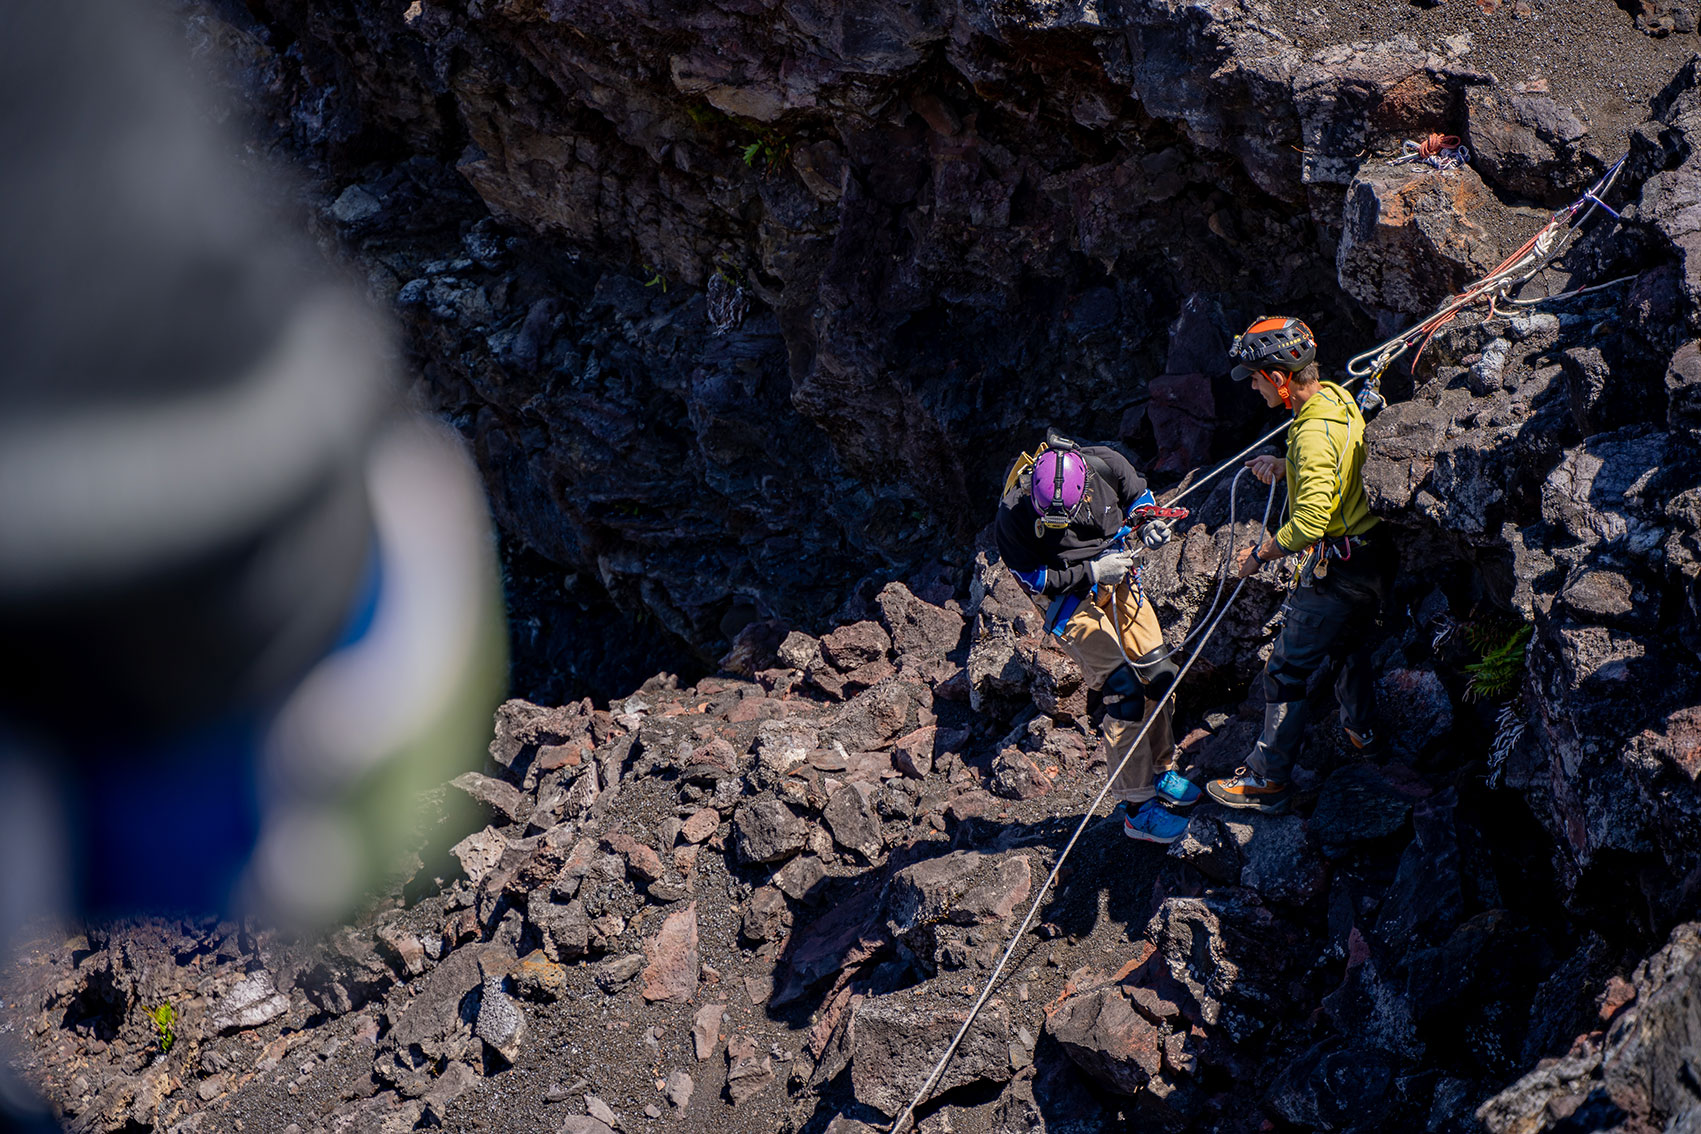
[1207,317,1398,813]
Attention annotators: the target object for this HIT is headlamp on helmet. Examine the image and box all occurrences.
[1229,316,1316,384]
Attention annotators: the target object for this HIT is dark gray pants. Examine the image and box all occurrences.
[1246,537,1396,783]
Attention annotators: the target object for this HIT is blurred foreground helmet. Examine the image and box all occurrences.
[0,2,506,932]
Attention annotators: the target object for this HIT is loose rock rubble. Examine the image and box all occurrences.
[10,1,1701,1132]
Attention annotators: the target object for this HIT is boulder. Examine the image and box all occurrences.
[450,772,530,824]
[990,747,1052,800]
[725,1033,776,1105]
[1168,814,1243,884]
[1147,892,1300,1043]
[693,1003,726,1061]
[474,975,525,1063]
[1337,163,1534,317]
[640,903,700,1003]
[828,677,933,754]
[489,698,594,774]
[207,972,291,1034]
[1668,339,1701,431]
[1046,985,1162,1096]
[891,724,936,778]
[1267,1040,1398,1131]
[820,622,892,671]
[823,783,884,859]
[1215,812,1327,907]
[1376,668,1454,755]
[875,581,966,661]
[530,899,591,961]
[882,851,1032,934]
[741,886,792,943]
[1464,88,1599,204]
[733,798,809,864]
[848,996,1011,1117]
[1308,765,1414,857]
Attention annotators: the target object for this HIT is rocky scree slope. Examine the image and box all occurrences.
[8,392,1701,1134]
[34,0,1700,1130]
[180,0,1696,698]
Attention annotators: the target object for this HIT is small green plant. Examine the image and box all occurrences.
[1463,621,1532,703]
[738,128,791,174]
[147,1002,177,1054]
[641,264,667,292]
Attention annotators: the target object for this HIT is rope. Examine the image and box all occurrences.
[1140,468,1280,667]
[885,565,1261,1133]
[1391,133,1469,171]
[1346,153,1628,387]
[885,150,1639,1131]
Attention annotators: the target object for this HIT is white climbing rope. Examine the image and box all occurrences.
[1131,467,1280,670]
[885,561,1264,1133]
[887,151,1640,1130]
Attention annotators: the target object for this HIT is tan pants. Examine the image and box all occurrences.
[1052,584,1175,805]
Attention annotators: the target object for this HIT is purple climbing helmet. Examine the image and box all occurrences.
[1031,449,1090,529]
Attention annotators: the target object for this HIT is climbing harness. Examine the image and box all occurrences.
[893,151,1638,1132]
[1391,132,1469,171]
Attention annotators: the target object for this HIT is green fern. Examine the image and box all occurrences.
[1463,622,1532,702]
[147,1003,177,1054]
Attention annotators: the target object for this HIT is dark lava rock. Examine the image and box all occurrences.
[733,798,809,864]
[1267,1040,1398,1131]
[1308,765,1415,858]
[848,995,1011,1117]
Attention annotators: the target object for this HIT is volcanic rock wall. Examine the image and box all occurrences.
[22,1,1699,1131]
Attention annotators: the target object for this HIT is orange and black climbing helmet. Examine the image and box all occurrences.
[1229,316,1316,383]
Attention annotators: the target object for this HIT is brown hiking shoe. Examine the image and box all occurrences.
[1205,766,1290,813]
[1343,724,1385,758]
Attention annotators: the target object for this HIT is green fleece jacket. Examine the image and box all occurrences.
[1275,381,1378,553]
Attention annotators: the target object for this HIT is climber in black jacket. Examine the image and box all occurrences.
[994,436,1200,844]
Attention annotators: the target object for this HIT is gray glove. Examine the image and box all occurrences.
[1088,548,1137,587]
[1141,521,1173,551]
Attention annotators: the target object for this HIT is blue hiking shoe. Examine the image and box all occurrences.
[1124,799,1191,844]
[1154,770,1202,809]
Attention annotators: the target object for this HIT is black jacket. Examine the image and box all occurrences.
[994,445,1148,598]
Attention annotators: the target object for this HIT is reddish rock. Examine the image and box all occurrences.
[534,741,587,771]
[375,926,426,978]
[1337,163,1532,317]
[991,748,1052,800]
[945,791,1000,823]
[892,725,936,779]
[489,697,594,772]
[819,621,892,671]
[680,808,721,844]
[641,903,700,1003]
[605,831,666,882]
[1598,975,1637,1022]
[1046,986,1162,1095]
[692,1003,726,1061]
[725,1034,775,1104]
